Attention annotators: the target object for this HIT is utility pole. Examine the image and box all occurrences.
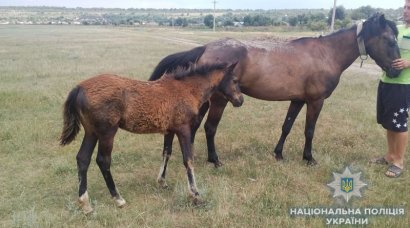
[330,0,337,32]
[212,0,217,32]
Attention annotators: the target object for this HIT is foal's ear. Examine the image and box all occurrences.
[226,61,238,73]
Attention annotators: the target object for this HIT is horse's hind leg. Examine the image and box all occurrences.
[95,128,126,208]
[157,133,175,188]
[303,100,324,166]
[204,95,228,167]
[76,133,98,214]
[274,100,305,161]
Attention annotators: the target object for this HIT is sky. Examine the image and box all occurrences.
[0,0,403,10]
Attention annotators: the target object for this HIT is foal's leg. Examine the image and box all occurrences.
[95,128,126,208]
[157,133,175,188]
[274,100,305,161]
[176,125,201,203]
[191,101,210,145]
[76,133,98,214]
[204,95,228,167]
[157,103,209,188]
[302,100,324,166]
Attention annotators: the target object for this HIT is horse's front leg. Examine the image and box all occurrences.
[274,100,305,160]
[157,133,175,188]
[176,125,201,204]
[303,99,324,166]
[204,94,228,167]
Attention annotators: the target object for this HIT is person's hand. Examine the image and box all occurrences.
[391,58,410,70]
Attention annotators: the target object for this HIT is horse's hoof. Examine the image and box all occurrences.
[78,191,93,214]
[275,154,283,161]
[113,195,126,208]
[214,161,223,168]
[208,159,223,168]
[306,159,317,166]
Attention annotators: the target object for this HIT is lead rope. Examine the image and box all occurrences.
[356,22,368,68]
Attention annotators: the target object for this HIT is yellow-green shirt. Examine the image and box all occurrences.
[381,26,410,84]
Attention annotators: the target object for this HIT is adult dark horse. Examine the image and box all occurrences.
[149,13,401,166]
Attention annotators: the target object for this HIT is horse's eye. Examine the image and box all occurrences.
[389,41,397,47]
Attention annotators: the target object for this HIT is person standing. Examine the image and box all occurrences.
[371,0,410,177]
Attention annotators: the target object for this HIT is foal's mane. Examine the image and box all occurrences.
[169,63,227,80]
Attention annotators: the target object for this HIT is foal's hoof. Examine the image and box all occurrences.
[305,159,317,166]
[157,178,169,189]
[81,205,94,215]
[192,197,206,206]
[113,195,126,208]
[78,191,93,214]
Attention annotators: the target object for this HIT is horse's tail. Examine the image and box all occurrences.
[149,45,206,81]
[60,86,81,146]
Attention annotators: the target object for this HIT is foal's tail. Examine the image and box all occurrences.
[60,86,81,146]
[149,45,206,81]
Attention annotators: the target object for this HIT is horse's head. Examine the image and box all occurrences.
[360,13,401,77]
[219,62,244,107]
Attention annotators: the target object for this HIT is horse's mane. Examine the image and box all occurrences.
[168,63,227,80]
[291,13,398,44]
[290,27,352,44]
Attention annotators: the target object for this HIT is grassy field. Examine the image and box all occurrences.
[0,25,409,227]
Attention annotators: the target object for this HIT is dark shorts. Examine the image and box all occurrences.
[377,81,410,132]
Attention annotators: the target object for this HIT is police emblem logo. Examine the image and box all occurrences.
[341,178,353,193]
[328,167,367,202]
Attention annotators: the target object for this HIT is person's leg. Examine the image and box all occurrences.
[385,130,406,177]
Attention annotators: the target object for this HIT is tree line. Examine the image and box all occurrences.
[0,6,402,31]
[203,6,401,31]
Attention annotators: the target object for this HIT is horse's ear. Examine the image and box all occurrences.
[226,61,238,73]
[377,13,387,27]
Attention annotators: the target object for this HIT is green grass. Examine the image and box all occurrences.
[0,25,409,227]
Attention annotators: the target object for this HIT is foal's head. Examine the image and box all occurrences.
[173,62,243,107]
[218,62,243,107]
[359,13,401,77]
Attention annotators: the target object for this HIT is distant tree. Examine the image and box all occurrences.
[243,15,253,26]
[253,15,272,26]
[297,14,309,25]
[288,16,298,26]
[308,21,328,31]
[223,19,234,26]
[351,6,377,20]
[243,14,272,26]
[175,17,188,27]
[309,13,326,21]
[327,6,346,25]
[204,14,214,28]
